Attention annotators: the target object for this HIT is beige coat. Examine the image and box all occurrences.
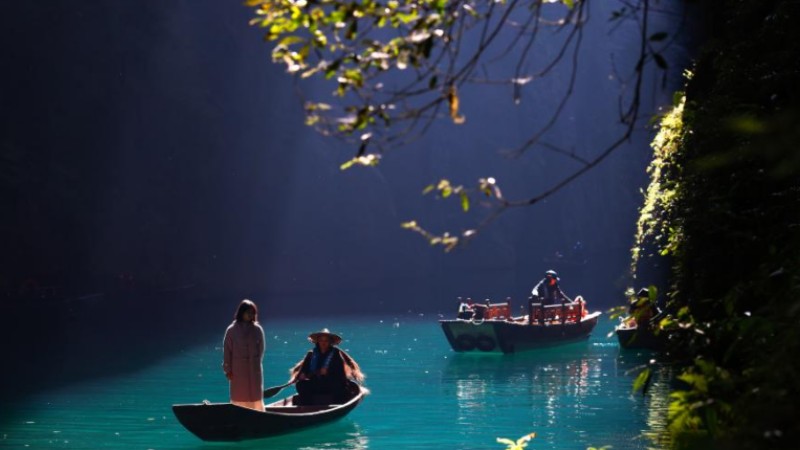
[222,321,265,402]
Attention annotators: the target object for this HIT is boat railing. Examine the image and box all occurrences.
[457,300,512,321]
[528,301,584,325]
[484,302,510,320]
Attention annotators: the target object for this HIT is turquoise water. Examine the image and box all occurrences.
[1,315,670,449]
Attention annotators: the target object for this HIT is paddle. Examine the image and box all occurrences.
[263,379,298,399]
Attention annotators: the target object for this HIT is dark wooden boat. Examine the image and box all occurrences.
[440,298,601,354]
[172,381,366,441]
[615,323,665,350]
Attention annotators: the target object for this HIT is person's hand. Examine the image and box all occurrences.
[320,367,328,376]
[299,373,309,381]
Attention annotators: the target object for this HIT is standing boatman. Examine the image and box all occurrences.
[531,270,572,305]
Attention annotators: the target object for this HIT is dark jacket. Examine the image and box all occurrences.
[295,347,349,404]
[531,278,571,305]
[299,347,347,382]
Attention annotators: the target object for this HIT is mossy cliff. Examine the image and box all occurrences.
[635,1,800,448]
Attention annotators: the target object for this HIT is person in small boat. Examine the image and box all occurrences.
[531,270,572,305]
[627,287,662,330]
[222,299,266,411]
[290,329,365,405]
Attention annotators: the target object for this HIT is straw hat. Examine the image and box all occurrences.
[308,328,342,345]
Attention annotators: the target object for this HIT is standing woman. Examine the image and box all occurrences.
[222,299,265,411]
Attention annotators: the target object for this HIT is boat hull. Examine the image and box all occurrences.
[440,312,600,354]
[172,383,365,441]
[615,325,665,350]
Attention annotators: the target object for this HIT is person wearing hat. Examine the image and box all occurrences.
[627,287,662,329]
[222,299,266,411]
[289,328,365,405]
[531,270,572,306]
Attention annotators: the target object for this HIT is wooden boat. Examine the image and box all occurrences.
[440,297,601,354]
[615,322,665,350]
[172,381,366,441]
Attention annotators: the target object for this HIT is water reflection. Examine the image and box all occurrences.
[455,375,489,420]
[441,340,672,449]
[614,350,673,448]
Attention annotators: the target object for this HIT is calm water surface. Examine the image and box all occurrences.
[1,315,670,449]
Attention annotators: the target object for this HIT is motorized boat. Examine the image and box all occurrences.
[172,380,366,441]
[440,297,601,354]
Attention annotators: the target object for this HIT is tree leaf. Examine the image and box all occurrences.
[448,85,466,124]
[632,367,652,395]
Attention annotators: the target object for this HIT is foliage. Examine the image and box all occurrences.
[631,1,800,448]
[630,92,686,276]
[496,432,536,450]
[247,0,670,247]
[247,0,579,143]
[400,219,462,251]
[399,176,504,249]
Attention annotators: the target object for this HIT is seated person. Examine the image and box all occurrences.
[290,328,365,405]
[627,287,662,330]
[457,299,474,320]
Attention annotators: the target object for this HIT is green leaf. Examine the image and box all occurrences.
[422,184,435,195]
[562,0,574,9]
[632,367,652,395]
[460,191,469,212]
[278,36,306,47]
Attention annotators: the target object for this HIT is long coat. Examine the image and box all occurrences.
[222,321,265,402]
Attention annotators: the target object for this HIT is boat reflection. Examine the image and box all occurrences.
[614,351,673,448]
[455,375,489,415]
[441,343,672,447]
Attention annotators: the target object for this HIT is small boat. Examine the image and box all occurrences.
[172,381,366,441]
[440,297,601,354]
[615,321,665,350]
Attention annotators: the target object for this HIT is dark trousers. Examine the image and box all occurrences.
[296,378,346,405]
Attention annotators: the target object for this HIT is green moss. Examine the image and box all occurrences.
[634,1,800,448]
[631,93,686,276]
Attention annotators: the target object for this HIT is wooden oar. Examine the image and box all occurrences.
[263,379,298,399]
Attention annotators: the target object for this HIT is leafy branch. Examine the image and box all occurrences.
[246,0,680,249]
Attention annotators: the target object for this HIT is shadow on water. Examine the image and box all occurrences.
[249,421,367,450]
[174,421,367,450]
[0,288,231,409]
